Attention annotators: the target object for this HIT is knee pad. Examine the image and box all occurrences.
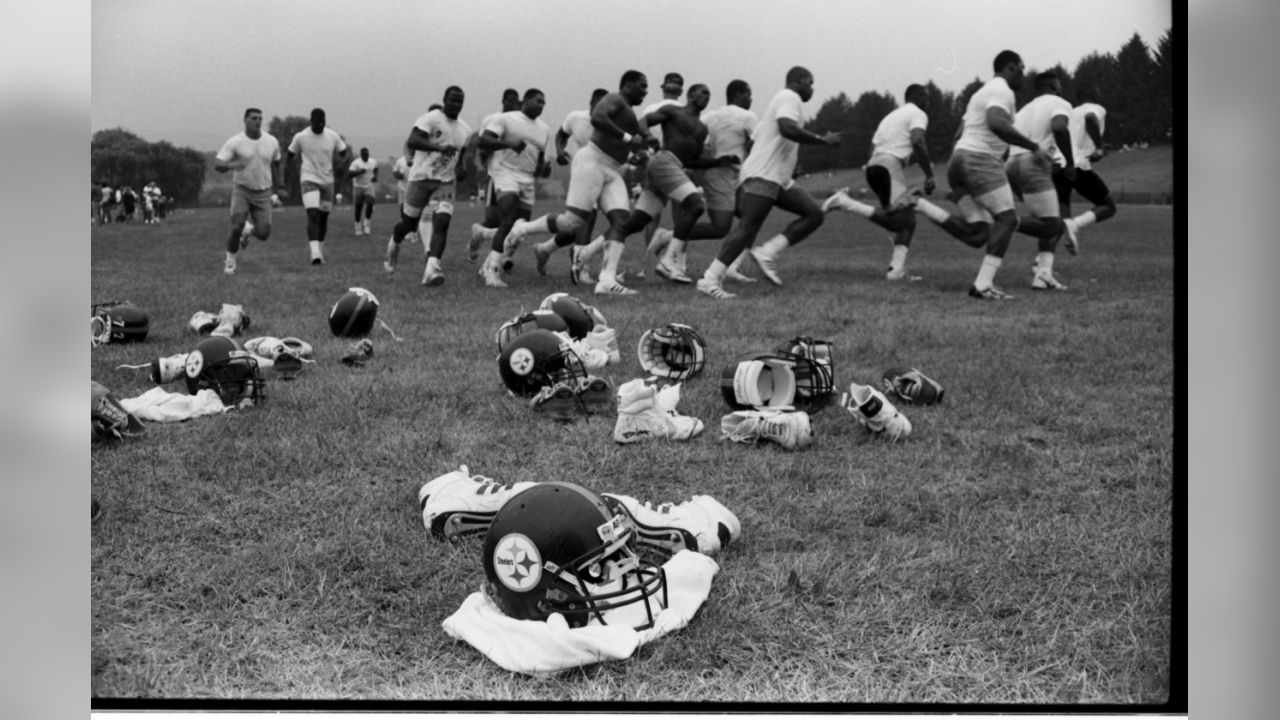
[557,212,584,236]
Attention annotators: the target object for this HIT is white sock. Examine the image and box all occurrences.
[520,215,552,237]
[703,259,727,282]
[309,240,322,258]
[663,238,687,263]
[891,245,909,270]
[485,250,503,271]
[1072,210,1098,229]
[760,233,789,256]
[974,255,1002,289]
[535,238,557,255]
[226,250,236,262]
[426,256,441,271]
[915,198,951,224]
[836,195,875,218]
[1036,251,1054,274]
[578,235,606,263]
[598,241,624,284]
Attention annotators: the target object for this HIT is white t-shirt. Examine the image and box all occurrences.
[701,104,757,166]
[1069,102,1107,170]
[409,109,472,182]
[393,156,410,193]
[640,98,681,145]
[870,102,929,161]
[739,88,805,186]
[953,76,1016,158]
[560,109,594,157]
[348,156,378,187]
[216,132,281,191]
[287,127,348,186]
[483,110,553,183]
[1010,94,1073,159]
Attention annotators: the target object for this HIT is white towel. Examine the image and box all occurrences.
[118,387,228,422]
[442,549,718,676]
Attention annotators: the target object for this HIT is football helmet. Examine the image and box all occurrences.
[184,336,265,405]
[91,302,150,345]
[497,329,589,399]
[720,348,835,412]
[638,323,708,380]
[538,292,597,339]
[495,309,570,354]
[328,287,380,337]
[482,482,667,629]
[774,336,836,411]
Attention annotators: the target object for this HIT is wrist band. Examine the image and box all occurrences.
[622,132,633,144]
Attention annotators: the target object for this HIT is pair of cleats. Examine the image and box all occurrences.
[612,378,703,443]
[721,409,813,450]
[839,382,912,441]
[417,466,741,557]
[188,303,251,338]
[530,376,613,421]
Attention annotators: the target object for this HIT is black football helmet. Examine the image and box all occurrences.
[482,482,668,629]
[91,301,150,345]
[538,293,596,339]
[774,336,836,411]
[495,309,570,354]
[497,329,588,398]
[638,323,708,380]
[184,336,265,405]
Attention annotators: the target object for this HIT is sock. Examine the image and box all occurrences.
[598,241,624,284]
[974,255,1002,289]
[485,250,503,272]
[426,256,441,272]
[578,235,606,263]
[309,240,322,258]
[520,215,552,237]
[535,238,557,255]
[1036,251,1054,274]
[664,238,687,263]
[891,244,908,270]
[1073,210,1097,229]
[704,259,727,282]
[915,198,951,224]
[760,234,789,257]
[836,195,875,218]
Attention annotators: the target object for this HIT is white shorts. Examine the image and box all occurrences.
[565,143,631,215]
[490,167,537,210]
[865,153,910,206]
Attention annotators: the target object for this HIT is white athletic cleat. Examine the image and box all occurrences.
[654,256,693,284]
[594,278,638,296]
[354,221,363,235]
[821,187,851,213]
[362,219,371,235]
[418,466,537,542]
[223,255,236,276]
[968,284,1015,301]
[211,303,250,338]
[1031,269,1068,291]
[422,263,445,287]
[613,379,703,443]
[148,353,191,384]
[602,493,741,558]
[749,248,783,286]
[724,266,756,283]
[720,409,814,450]
[886,266,923,282]
[1062,218,1080,256]
[696,276,736,299]
[840,382,912,441]
[480,261,508,288]
[534,244,551,275]
[384,237,400,273]
[570,246,594,285]
[468,223,485,262]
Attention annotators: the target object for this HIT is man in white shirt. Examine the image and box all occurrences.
[1006,71,1076,290]
[1053,88,1117,253]
[285,108,351,265]
[636,72,685,277]
[695,66,842,300]
[475,88,554,288]
[910,50,1051,300]
[822,83,936,281]
[528,88,609,284]
[467,89,522,264]
[213,107,284,276]
[348,147,379,236]
[385,86,472,286]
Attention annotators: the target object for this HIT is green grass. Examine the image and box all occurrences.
[91,198,1174,705]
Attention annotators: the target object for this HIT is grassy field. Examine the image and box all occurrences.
[91,188,1175,707]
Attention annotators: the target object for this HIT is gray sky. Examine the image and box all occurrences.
[92,0,1171,158]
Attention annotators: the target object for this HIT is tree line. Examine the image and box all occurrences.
[799,29,1174,174]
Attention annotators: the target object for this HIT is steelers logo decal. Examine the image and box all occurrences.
[492,533,542,591]
[509,347,535,376]
[184,350,205,379]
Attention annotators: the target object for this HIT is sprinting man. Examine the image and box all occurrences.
[1055,87,1117,253]
[348,147,379,236]
[213,107,284,276]
[285,108,351,265]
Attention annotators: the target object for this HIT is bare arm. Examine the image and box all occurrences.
[777,117,841,146]
[1052,115,1075,179]
[908,127,935,193]
[1084,113,1106,160]
[405,126,456,156]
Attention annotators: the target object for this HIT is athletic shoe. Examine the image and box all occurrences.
[418,466,537,541]
[594,278,638,296]
[602,493,741,558]
[211,303,249,338]
[224,255,236,276]
[530,382,580,421]
[362,219,371,235]
[968,284,1015,301]
[534,244,551,275]
[340,338,374,367]
[586,325,621,364]
[654,256,693,284]
[1031,270,1067,290]
[354,221,363,236]
[1062,218,1080,256]
[188,310,219,335]
[570,246,594,285]
[821,187,851,213]
[422,263,445,286]
[501,254,515,273]
[749,248,783,286]
[480,262,508,288]
[720,409,814,450]
[840,382,912,441]
[696,276,736,299]
[505,219,530,251]
[886,266,923,282]
[613,379,703,444]
[724,262,756,283]
[575,375,613,414]
[467,223,485,262]
[384,237,400,273]
[310,253,324,266]
[149,353,190,384]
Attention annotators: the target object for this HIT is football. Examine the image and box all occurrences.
[328,287,380,338]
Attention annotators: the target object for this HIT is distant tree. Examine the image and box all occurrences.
[921,81,957,162]
[1153,28,1175,141]
[143,140,206,204]
[799,92,856,173]
[91,128,206,204]
[269,115,309,203]
[845,90,899,168]
[1110,33,1160,145]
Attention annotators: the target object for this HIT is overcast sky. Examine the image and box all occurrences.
[92,0,1171,158]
